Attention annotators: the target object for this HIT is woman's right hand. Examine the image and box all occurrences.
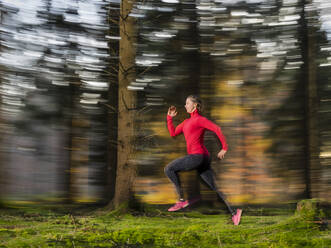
[168,106,177,117]
[217,149,227,160]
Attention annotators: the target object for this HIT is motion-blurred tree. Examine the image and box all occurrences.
[109,0,138,209]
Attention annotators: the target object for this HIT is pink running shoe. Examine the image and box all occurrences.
[168,200,189,212]
[232,209,242,226]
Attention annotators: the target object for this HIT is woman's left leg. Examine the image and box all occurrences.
[164,154,204,211]
[164,154,204,199]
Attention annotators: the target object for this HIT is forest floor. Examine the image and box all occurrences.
[0,200,330,248]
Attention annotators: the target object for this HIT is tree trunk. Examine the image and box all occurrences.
[302,0,319,199]
[110,0,137,209]
[106,1,120,205]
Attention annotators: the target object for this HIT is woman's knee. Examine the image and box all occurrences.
[164,164,173,176]
[164,158,180,174]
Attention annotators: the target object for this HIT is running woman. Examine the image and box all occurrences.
[165,95,242,225]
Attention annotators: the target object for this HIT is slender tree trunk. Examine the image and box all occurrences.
[106,2,120,205]
[302,0,320,199]
[63,84,75,204]
[110,0,137,209]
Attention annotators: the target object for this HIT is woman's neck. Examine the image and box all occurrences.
[190,109,199,117]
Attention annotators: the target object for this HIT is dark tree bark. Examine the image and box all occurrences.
[105,1,120,205]
[301,0,320,199]
[110,0,138,209]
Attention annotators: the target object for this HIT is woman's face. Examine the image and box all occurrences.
[185,98,197,113]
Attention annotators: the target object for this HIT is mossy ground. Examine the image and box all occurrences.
[0,202,330,248]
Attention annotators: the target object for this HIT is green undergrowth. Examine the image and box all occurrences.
[0,200,330,248]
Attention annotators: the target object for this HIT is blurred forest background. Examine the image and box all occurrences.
[0,0,330,208]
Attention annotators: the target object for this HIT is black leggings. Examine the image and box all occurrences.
[164,154,234,215]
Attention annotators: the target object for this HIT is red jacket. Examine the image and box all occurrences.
[167,109,228,156]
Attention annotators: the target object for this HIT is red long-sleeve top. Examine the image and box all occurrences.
[167,109,228,156]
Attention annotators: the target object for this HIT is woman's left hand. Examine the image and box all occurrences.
[217,149,227,160]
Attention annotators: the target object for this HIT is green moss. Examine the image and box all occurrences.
[295,199,327,221]
[0,201,330,247]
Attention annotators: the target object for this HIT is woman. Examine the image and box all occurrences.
[165,95,242,225]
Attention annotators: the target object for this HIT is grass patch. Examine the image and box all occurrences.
[0,201,330,247]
